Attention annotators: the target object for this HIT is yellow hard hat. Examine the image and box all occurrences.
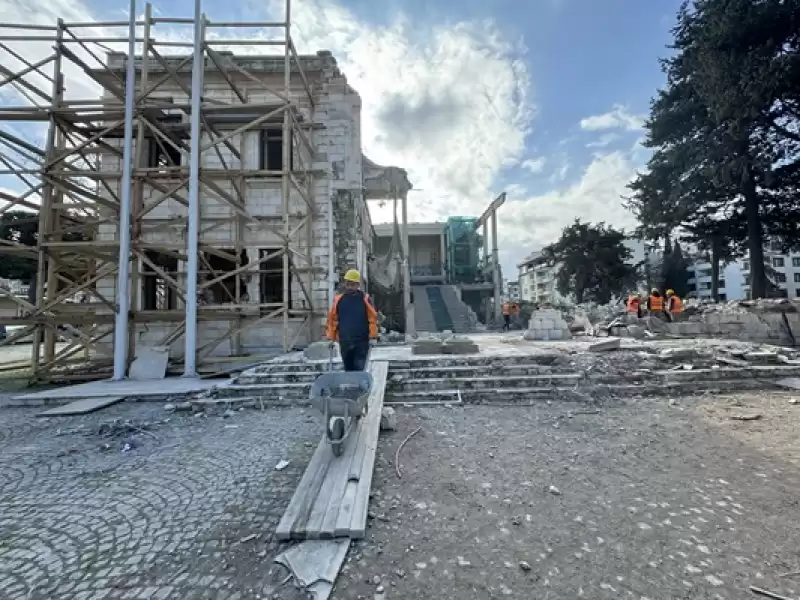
[343,269,361,283]
[666,289,675,296]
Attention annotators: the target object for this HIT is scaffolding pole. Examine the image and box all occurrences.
[183,0,205,378]
[112,0,139,380]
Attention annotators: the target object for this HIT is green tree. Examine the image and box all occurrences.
[661,240,691,298]
[541,220,639,304]
[629,0,800,299]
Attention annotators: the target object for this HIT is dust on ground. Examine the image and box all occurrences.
[334,390,800,600]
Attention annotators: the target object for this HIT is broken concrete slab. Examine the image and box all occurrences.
[659,347,699,361]
[441,339,479,355]
[412,340,444,355]
[380,406,397,430]
[128,345,169,380]
[274,539,350,600]
[37,396,125,417]
[588,338,621,352]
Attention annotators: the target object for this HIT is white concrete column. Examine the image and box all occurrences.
[440,231,446,281]
[492,211,501,322]
[401,193,415,336]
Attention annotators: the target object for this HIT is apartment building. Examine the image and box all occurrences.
[505,280,521,301]
[686,262,746,301]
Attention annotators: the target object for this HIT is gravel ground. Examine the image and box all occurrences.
[3,388,800,600]
[0,401,320,600]
[335,390,800,600]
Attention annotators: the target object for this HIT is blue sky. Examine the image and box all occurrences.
[0,0,684,274]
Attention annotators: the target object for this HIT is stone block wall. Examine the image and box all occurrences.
[523,309,573,341]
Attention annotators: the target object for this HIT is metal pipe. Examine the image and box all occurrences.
[111,0,138,380]
[183,0,204,377]
[208,21,286,28]
[402,191,414,336]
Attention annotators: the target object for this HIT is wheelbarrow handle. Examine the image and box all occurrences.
[328,341,335,372]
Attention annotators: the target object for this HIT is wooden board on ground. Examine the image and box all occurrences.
[276,360,388,541]
[37,396,125,417]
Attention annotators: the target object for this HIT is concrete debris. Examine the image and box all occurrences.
[128,345,169,380]
[305,341,333,361]
[588,338,621,353]
[547,485,562,495]
[275,460,290,471]
[730,414,762,421]
[380,407,397,431]
[524,309,573,341]
[274,539,349,600]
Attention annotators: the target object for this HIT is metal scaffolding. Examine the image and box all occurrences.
[0,0,318,382]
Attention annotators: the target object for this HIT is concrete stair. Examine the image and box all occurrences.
[210,354,800,406]
[439,285,478,332]
[412,285,437,333]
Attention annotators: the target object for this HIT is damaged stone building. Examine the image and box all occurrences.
[0,9,411,381]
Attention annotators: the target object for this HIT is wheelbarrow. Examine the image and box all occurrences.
[310,347,373,457]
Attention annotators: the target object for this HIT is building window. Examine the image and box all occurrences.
[792,257,800,267]
[773,257,785,268]
[742,261,749,271]
[700,282,712,290]
[201,249,249,304]
[796,288,800,298]
[259,248,292,313]
[795,273,800,283]
[142,251,178,310]
[719,293,727,301]
[259,129,293,173]
[718,279,725,289]
[776,273,787,283]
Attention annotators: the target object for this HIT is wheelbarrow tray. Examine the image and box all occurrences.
[310,371,373,417]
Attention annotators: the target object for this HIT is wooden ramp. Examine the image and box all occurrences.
[276,361,388,541]
[37,396,124,417]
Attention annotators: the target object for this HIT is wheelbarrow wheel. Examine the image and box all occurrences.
[330,418,345,457]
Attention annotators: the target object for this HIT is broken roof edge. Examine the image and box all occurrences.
[96,49,342,76]
[363,155,413,200]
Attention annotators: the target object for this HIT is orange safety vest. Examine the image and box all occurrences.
[626,296,640,313]
[325,291,378,341]
[669,296,683,313]
[649,295,664,311]
[502,302,511,316]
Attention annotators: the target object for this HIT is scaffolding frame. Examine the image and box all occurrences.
[0,0,318,381]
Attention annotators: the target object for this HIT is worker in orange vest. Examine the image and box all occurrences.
[326,269,378,371]
[626,293,643,318]
[502,301,512,331]
[647,288,664,318]
[665,289,682,322]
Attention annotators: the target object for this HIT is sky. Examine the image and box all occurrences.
[0,0,685,277]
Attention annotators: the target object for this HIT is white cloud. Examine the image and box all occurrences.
[585,132,620,148]
[580,104,645,132]
[520,157,546,174]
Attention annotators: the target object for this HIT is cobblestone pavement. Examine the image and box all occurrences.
[336,391,800,600]
[0,401,320,600]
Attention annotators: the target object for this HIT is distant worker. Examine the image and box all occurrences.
[326,269,378,372]
[665,289,682,322]
[647,288,664,319]
[502,301,512,331]
[626,293,643,318]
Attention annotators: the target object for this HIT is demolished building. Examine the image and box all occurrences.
[0,5,412,381]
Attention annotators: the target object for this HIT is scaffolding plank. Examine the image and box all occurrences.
[276,360,388,541]
[37,396,124,417]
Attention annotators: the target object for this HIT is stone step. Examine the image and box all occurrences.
[386,377,777,404]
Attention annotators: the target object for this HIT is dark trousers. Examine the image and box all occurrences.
[339,339,369,372]
[503,314,510,331]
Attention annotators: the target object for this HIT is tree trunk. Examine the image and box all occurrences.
[743,168,766,299]
[710,236,720,302]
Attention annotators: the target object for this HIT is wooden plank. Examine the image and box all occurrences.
[275,434,328,540]
[348,361,388,539]
[37,396,124,417]
[318,412,369,537]
[275,360,389,541]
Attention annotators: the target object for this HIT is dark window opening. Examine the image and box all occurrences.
[259,129,293,173]
[146,138,182,169]
[259,248,291,314]
[142,251,178,310]
[202,249,249,304]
